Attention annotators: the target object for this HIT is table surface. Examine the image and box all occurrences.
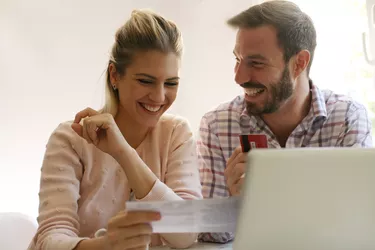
[150,242,233,250]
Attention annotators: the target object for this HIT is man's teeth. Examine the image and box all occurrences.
[142,104,161,112]
[245,88,264,96]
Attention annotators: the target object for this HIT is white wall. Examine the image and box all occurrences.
[0,0,260,218]
[1,0,373,219]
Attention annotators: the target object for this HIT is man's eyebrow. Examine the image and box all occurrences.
[232,51,268,61]
[246,54,268,61]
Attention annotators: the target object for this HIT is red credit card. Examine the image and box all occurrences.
[239,134,268,152]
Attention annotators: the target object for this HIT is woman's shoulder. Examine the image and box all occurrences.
[158,113,192,130]
[156,114,194,145]
[49,120,77,140]
[45,120,83,153]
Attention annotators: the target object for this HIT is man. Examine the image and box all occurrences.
[197,0,372,243]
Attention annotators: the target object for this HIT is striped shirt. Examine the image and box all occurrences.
[197,82,372,243]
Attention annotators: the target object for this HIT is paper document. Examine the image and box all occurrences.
[126,197,241,233]
[151,242,233,250]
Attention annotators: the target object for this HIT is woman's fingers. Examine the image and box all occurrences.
[87,119,99,145]
[74,107,99,123]
[71,123,83,137]
[107,223,153,245]
[121,223,153,239]
[127,247,149,250]
[110,211,161,228]
[82,119,92,144]
[123,235,151,249]
[72,108,110,144]
[106,210,160,250]
[72,107,100,140]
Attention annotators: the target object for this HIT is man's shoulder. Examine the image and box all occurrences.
[320,88,367,114]
[201,95,244,123]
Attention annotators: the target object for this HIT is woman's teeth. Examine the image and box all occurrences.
[141,104,162,112]
[245,88,265,96]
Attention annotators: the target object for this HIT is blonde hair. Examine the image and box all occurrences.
[102,9,183,115]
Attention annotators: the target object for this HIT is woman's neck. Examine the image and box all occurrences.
[114,109,149,149]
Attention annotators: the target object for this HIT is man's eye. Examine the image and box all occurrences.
[249,61,264,67]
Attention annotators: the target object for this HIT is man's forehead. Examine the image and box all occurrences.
[234,26,280,57]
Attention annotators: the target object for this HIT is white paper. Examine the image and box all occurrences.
[151,242,233,250]
[126,197,240,233]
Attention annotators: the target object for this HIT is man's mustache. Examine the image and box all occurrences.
[240,82,265,89]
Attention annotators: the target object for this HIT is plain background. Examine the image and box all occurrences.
[1,0,374,219]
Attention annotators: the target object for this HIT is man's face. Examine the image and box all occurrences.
[233,25,294,115]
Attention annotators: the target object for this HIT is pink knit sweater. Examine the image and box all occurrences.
[28,114,203,250]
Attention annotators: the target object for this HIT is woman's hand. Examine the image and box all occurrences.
[71,107,129,157]
[104,210,161,250]
[75,210,161,250]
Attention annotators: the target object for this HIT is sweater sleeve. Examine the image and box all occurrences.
[28,122,88,250]
[137,117,203,248]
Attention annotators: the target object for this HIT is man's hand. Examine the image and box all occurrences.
[224,146,247,196]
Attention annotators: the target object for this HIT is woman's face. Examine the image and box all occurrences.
[110,50,180,128]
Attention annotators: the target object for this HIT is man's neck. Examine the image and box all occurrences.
[261,78,312,147]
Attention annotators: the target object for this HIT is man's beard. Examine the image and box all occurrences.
[244,67,294,116]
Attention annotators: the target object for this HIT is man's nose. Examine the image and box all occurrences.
[234,62,251,86]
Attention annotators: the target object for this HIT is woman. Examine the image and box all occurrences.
[28,9,202,250]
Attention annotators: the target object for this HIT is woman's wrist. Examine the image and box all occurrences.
[112,143,135,163]
[74,236,110,250]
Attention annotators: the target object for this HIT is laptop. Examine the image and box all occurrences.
[233,147,375,250]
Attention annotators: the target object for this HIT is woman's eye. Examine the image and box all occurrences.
[138,79,153,84]
[165,82,178,86]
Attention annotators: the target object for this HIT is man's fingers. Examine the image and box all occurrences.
[227,146,242,167]
[226,163,245,189]
[233,177,245,196]
[232,163,246,182]
[225,151,246,177]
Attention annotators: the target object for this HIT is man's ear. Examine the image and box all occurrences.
[292,50,311,79]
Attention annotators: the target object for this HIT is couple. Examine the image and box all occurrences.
[29,1,372,250]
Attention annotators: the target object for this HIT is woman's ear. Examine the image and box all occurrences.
[109,63,119,85]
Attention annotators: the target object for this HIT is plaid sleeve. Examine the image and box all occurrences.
[337,103,373,147]
[196,114,234,243]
